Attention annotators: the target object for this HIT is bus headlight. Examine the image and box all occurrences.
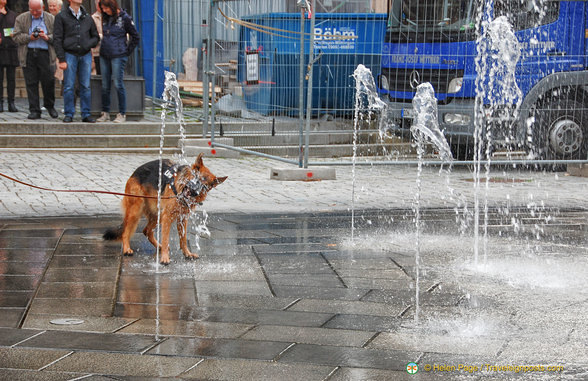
[444,113,471,125]
[447,77,463,94]
[379,75,389,91]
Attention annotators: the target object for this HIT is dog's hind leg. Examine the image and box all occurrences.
[143,213,163,252]
[120,186,144,255]
[178,216,198,259]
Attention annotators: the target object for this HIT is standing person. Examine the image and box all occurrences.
[96,0,139,123]
[47,0,63,90]
[0,0,18,112]
[53,0,99,123]
[12,0,58,120]
[47,0,62,16]
[91,0,102,75]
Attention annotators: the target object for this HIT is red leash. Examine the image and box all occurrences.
[0,171,174,199]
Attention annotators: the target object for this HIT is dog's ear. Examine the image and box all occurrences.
[213,176,227,188]
[192,153,204,170]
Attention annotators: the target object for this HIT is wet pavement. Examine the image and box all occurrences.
[1,206,587,380]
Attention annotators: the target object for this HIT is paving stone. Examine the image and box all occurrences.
[272,285,369,301]
[330,367,446,381]
[0,248,52,262]
[278,343,421,370]
[191,256,265,281]
[115,304,333,327]
[194,280,272,296]
[288,299,406,317]
[0,347,71,370]
[0,275,40,291]
[367,332,505,357]
[27,298,114,316]
[0,237,59,249]
[180,358,335,380]
[22,315,134,333]
[323,314,404,332]
[0,327,44,346]
[36,282,115,299]
[0,291,34,307]
[0,262,45,275]
[16,330,157,353]
[0,308,25,327]
[0,369,83,381]
[52,242,121,256]
[48,255,120,268]
[242,325,374,347]
[148,337,291,361]
[45,351,199,377]
[196,293,297,310]
[118,287,197,305]
[42,268,119,283]
[119,319,253,338]
[362,289,463,307]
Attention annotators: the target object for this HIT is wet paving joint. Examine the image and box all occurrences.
[0,209,587,379]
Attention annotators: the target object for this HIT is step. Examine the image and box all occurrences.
[0,134,192,149]
[240,143,422,158]
[0,147,180,154]
[0,122,203,135]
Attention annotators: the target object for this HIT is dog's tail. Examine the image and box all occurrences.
[103,225,123,241]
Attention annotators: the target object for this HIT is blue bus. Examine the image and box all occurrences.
[379,0,588,160]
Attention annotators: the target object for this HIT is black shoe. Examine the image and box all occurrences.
[82,116,96,123]
[0,103,3,113]
[8,102,17,112]
[47,108,58,118]
[28,112,41,120]
[63,116,73,123]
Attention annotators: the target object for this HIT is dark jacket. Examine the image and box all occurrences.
[0,8,19,66]
[100,9,139,59]
[53,5,99,61]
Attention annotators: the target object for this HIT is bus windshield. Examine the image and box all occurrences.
[388,0,480,39]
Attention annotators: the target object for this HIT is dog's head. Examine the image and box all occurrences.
[178,153,227,205]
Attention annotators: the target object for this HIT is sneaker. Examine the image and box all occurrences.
[113,113,126,123]
[96,112,110,122]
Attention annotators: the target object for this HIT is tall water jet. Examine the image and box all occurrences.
[351,64,387,240]
[473,8,522,264]
[410,83,453,322]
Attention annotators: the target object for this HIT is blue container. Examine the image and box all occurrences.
[137,0,164,98]
[238,13,386,116]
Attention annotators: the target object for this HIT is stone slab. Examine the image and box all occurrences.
[270,166,336,181]
[180,358,335,381]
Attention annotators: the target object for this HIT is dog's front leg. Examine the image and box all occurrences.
[159,219,172,265]
[178,217,199,259]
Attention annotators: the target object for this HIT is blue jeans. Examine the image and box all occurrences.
[100,56,128,115]
[63,52,92,118]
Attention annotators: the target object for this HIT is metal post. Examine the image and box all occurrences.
[298,8,305,168]
[209,1,217,144]
[202,2,213,138]
[151,0,158,111]
[303,0,316,168]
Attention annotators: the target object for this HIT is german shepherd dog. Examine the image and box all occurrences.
[104,153,227,264]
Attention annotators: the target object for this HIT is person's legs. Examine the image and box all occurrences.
[5,66,16,105]
[100,56,112,113]
[0,66,4,109]
[111,56,128,115]
[23,51,41,114]
[38,50,55,110]
[78,53,93,119]
[63,53,78,117]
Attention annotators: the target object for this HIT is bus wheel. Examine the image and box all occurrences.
[531,98,587,160]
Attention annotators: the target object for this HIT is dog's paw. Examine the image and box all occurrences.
[183,252,200,260]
